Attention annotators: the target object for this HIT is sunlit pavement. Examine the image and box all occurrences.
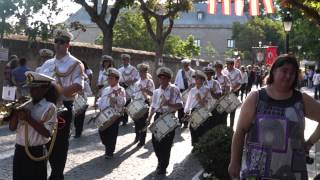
[0,86,319,179]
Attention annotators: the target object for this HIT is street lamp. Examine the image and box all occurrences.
[283,12,293,54]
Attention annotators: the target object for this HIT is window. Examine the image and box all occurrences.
[194,39,201,47]
[197,12,204,20]
[227,39,235,48]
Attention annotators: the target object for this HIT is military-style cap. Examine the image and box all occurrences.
[203,66,214,73]
[225,58,235,64]
[10,55,18,61]
[214,60,224,67]
[106,68,121,78]
[39,49,54,58]
[25,71,55,87]
[192,70,207,80]
[101,55,113,61]
[121,54,131,60]
[53,29,73,41]
[156,67,173,78]
[181,58,191,64]
[137,63,149,71]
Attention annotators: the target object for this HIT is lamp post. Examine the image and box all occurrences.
[283,12,293,54]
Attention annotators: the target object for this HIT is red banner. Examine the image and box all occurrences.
[263,0,275,14]
[222,0,232,15]
[265,46,278,65]
[208,0,216,14]
[249,0,259,16]
[235,0,244,16]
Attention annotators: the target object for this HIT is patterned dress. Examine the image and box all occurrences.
[240,88,308,180]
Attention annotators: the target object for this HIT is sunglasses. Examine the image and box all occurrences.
[54,39,66,45]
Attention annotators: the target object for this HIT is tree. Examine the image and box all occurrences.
[204,42,217,59]
[138,0,192,63]
[280,0,320,26]
[183,35,200,59]
[74,0,134,55]
[0,0,16,46]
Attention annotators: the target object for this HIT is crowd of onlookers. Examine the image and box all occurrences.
[300,68,320,100]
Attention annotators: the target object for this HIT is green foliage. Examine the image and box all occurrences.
[183,35,200,58]
[204,42,217,59]
[195,125,233,179]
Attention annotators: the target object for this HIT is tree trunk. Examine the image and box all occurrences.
[0,17,5,47]
[153,40,165,87]
[102,27,113,55]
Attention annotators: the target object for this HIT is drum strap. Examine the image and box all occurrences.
[181,70,188,90]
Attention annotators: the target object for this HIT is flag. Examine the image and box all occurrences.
[222,0,231,15]
[249,0,259,16]
[263,0,275,14]
[208,0,216,14]
[265,46,278,65]
[235,0,244,16]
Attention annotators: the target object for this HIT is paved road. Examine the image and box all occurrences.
[0,87,319,180]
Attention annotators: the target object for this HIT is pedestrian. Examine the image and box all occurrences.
[174,59,195,128]
[228,54,320,179]
[222,58,242,129]
[246,65,255,96]
[147,67,183,175]
[118,54,139,126]
[98,68,126,159]
[239,66,248,101]
[131,63,155,147]
[47,29,85,180]
[11,58,31,98]
[3,55,19,86]
[8,71,59,180]
[313,69,320,99]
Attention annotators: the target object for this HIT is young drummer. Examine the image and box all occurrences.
[184,70,214,147]
[131,63,155,147]
[8,71,59,180]
[147,67,182,175]
[98,68,126,159]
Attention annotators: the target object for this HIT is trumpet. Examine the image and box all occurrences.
[0,96,32,123]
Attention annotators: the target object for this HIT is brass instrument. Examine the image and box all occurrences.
[0,96,32,124]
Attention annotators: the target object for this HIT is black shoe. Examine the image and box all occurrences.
[122,121,127,126]
[74,134,81,138]
[156,168,166,175]
[104,153,113,159]
[133,137,139,143]
[137,142,145,147]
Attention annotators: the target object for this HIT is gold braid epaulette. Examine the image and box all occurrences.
[54,61,80,77]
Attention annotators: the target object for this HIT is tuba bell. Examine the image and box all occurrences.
[0,96,32,124]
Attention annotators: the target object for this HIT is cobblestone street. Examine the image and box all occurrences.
[0,87,320,179]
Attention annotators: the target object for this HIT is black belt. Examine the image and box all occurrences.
[15,144,44,150]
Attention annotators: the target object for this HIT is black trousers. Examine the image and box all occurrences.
[74,107,88,136]
[240,83,247,101]
[47,101,73,180]
[13,144,47,180]
[121,99,131,125]
[152,113,175,171]
[229,91,239,129]
[178,89,187,126]
[133,110,149,144]
[98,118,120,155]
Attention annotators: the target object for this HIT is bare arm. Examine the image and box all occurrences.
[303,93,320,146]
[228,91,258,178]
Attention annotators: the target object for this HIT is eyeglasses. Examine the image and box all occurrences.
[54,39,66,45]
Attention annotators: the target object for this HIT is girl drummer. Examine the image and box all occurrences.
[8,71,59,180]
[98,68,126,159]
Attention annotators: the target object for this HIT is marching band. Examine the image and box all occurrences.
[3,28,244,179]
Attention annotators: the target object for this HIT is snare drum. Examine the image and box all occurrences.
[73,95,89,115]
[126,99,149,121]
[125,86,135,99]
[95,107,121,131]
[190,98,217,129]
[216,93,241,113]
[149,113,180,141]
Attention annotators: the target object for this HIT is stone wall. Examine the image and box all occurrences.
[0,36,208,96]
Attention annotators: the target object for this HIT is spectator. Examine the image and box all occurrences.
[11,58,31,98]
[3,55,19,86]
[246,65,255,96]
[239,66,248,101]
[313,69,320,99]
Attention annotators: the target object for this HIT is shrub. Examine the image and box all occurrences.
[194,125,233,179]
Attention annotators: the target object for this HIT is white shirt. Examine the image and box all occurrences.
[118,64,139,84]
[132,78,155,100]
[36,59,56,78]
[184,86,214,113]
[313,73,320,85]
[151,83,182,113]
[54,53,85,100]
[98,84,126,113]
[222,68,242,87]
[174,68,195,90]
[16,99,57,146]
[98,69,108,87]
[204,79,222,94]
[215,74,231,94]
[241,71,248,84]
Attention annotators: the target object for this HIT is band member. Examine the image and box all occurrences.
[98,68,126,159]
[97,55,114,90]
[132,63,155,147]
[8,71,58,180]
[47,29,85,180]
[214,61,231,125]
[174,59,195,128]
[36,49,54,73]
[222,58,242,129]
[118,54,139,126]
[203,67,222,99]
[184,70,214,147]
[147,67,182,175]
